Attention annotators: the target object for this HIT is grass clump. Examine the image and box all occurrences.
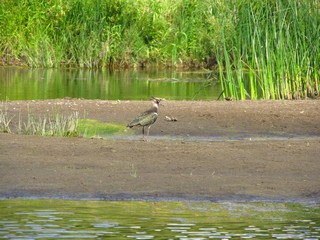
[0,108,13,133]
[0,101,129,138]
[18,111,80,137]
[0,107,128,138]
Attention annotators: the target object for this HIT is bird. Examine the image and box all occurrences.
[127,97,163,140]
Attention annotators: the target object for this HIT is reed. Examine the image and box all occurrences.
[1,0,319,99]
[0,0,228,68]
[216,0,320,100]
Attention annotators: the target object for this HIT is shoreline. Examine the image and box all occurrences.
[1,192,319,204]
[1,99,320,202]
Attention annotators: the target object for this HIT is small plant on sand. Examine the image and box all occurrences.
[0,108,13,133]
[130,164,138,178]
[18,111,80,137]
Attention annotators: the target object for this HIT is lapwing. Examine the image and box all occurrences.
[127,97,162,140]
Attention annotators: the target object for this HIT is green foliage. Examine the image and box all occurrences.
[216,0,320,100]
[0,0,227,68]
[0,0,319,99]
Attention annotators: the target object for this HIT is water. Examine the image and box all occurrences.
[1,67,319,239]
[0,67,220,101]
[0,200,319,239]
[105,133,320,142]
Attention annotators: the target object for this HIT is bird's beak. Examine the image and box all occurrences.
[150,96,165,101]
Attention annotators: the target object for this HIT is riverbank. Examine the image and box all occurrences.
[1,99,320,202]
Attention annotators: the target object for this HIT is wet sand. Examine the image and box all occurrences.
[0,99,320,202]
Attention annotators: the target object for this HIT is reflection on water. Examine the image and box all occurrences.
[0,67,220,100]
[0,200,319,239]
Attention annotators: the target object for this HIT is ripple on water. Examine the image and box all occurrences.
[0,200,319,240]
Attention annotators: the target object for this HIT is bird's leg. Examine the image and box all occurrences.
[142,126,145,141]
[146,126,151,142]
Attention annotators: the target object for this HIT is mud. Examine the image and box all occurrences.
[1,99,319,202]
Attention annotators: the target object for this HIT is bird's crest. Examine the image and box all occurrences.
[150,96,163,104]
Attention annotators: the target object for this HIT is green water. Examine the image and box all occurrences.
[0,67,220,101]
[0,199,319,239]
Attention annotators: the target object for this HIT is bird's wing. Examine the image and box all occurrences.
[139,112,158,126]
[128,110,158,127]
[128,109,149,127]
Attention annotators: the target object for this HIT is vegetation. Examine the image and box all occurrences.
[0,0,319,99]
[0,108,13,133]
[0,105,128,137]
[0,107,80,136]
[0,0,224,68]
[18,110,80,136]
[216,0,320,100]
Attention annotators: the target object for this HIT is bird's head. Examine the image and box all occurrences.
[150,97,164,107]
[151,96,162,103]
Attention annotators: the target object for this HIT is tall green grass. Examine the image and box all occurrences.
[0,0,319,99]
[216,0,320,100]
[0,0,223,68]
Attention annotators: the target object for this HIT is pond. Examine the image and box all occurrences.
[1,199,319,239]
[0,67,220,101]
